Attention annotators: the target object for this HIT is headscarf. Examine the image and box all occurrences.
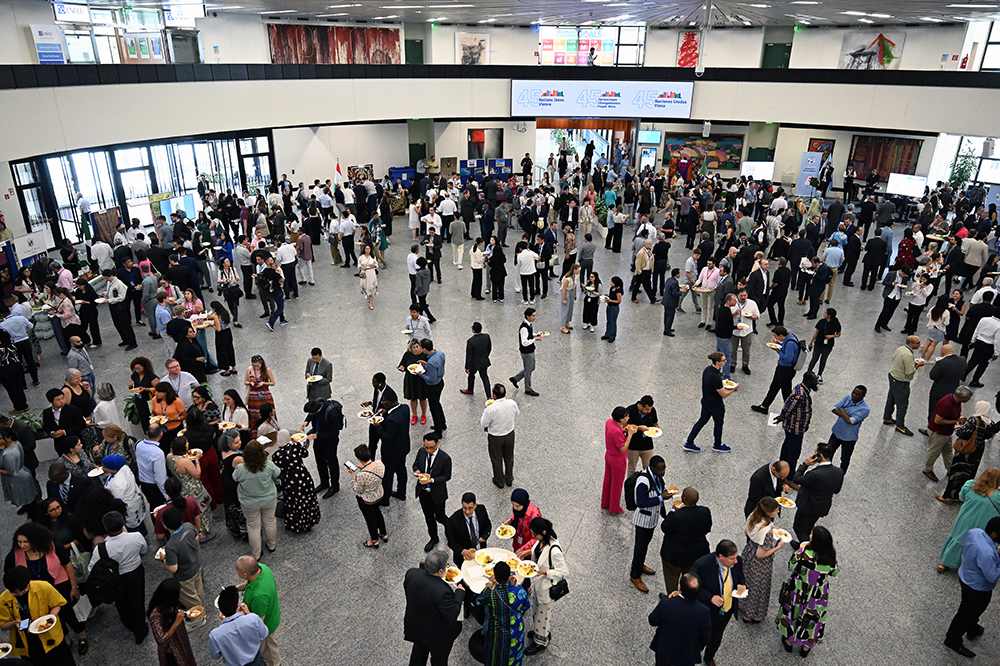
[102,454,126,471]
[972,400,993,425]
[510,488,529,522]
[275,429,291,448]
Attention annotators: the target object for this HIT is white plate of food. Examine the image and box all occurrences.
[585,285,595,292]
[517,560,539,578]
[444,566,463,584]
[772,527,793,543]
[155,547,166,561]
[666,485,680,496]
[186,605,205,620]
[407,363,425,375]
[152,504,167,516]
[775,496,796,509]
[475,550,496,566]
[732,585,748,599]
[307,375,324,383]
[368,415,384,425]
[291,432,307,442]
[496,524,516,540]
[485,399,495,407]
[743,312,754,318]
[94,298,109,304]
[722,380,738,389]
[149,415,168,425]
[736,323,750,330]
[766,342,781,350]
[0,643,11,657]
[28,615,57,634]
[401,329,413,335]
[538,331,550,337]
[185,448,202,458]
[357,410,375,419]
[673,499,684,510]
[600,295,610,302]
[87,467,104,478]
[483,564,495,578]
[219,422,238,430]
[645,427,663,438]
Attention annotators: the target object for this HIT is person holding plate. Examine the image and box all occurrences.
[304,348,333,402]
[523,517,568,656]
[475,561,531,666]
[507,488,543,558]
[690,540,746,666]
[625,396,659,475]
[740,497,784,623]
[0,566,75,664]
[273,429,321,534]
[445,492,491,566]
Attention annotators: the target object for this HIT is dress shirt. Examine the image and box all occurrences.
[135,440,167,496]
[822,246,844,269]
[518,321,536,349]
[682,257,698,285]
[339,217,356,236]
[208,613,269,666]
[89,530,147,575]
[971,286,997,306]
[830,396,870,442]
[105,467,147,529]
[421,350,445,385]
[467,512,480,543]
[0,315,33,342]
[958,529,1000,592]
[155,304,172,335]
[407,253,419,276]
[55,269,74,290]
[403,316,432,342]
[694,267,721,290]
[106,277,128,305]
[481,398,520,436]
[275,243,297,264]
[889,345,918,382]
[234,244,252,268]
[67,347,94,376]
[9,302,31,320]
[164,371,198,408]
[438,199,457,217]
[972,317,1000,347]
[732,299,759,338]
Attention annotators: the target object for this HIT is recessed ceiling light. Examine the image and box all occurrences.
[582,0,611,3]
[317,12,348,16]
[326,3,361,7]
[426,4,473,7]
[920,16,944,21]
[947,4,999,7]
[868,13,892,18]
[426,16,448,21]
[606,2,630,5]
[372,15,399,19]
[799,19,811,23]
[259,9,296,13]
[381,5,424,8]
[857,17,874,22]
[743,20,752,24]
[790,1,820,4]
[747,3,769,7]
[216,5,243,8]
[841,10,867,15]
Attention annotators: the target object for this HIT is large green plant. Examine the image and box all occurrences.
[950,147,979,190]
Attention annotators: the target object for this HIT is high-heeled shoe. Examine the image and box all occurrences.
[799,647,811,658]
[782,640,793,653]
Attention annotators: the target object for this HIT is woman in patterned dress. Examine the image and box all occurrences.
[939,401,1000,503]
[244,355,276,438]
[148,579,197,666]
[741,497,785,623]
[476,561,531,666]
[166,436,214,541]
[271,429,320,534]
[777,525,839,657]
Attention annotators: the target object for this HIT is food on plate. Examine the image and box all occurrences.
[722,380,737,389]
[186,606,204,619]
[743,312,754,318]
[666,485,680,495]
[772,528,790,540]
[407,363,424,374]
[417,473,431,483]
[673,499,683,510]
[766,342,781,350]
[368,415,384,425]
[220,422,237,430]
[483,564,495,577]
[485,399,495,406]
[358,410,374,419]
[496,525,516,539]
[0,644,12,656]
[539,331,550,337]
[291,433,307,442]
[444,567,462,583]
[776,497,795,508]
[149,415,168,425]
[735,584,747,596]
[736,323,750,330]
[475,551,495,566]
[645,427,662,438]
[506,557,520,570]
[39,618,54,631]
[517,561,538,578]
[401,329,412,334]
[307,375,324,382]
[155,547,166,560]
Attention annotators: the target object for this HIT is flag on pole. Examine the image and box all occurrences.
[335,161,344,185]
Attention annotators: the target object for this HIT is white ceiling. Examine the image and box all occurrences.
[113,0,1000,27]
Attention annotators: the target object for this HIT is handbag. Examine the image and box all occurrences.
[69,543,91,584]
[778,552,803,608]
[546,545,570,601]
[954,420,979,455]
[225,284,244,300]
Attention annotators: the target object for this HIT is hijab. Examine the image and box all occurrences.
[275,429,291,447]
[972,400,993,425]
[510,488,529,522]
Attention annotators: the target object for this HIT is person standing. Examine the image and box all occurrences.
[660,488,713,595]
[730,289,759,375]
[232,442,280,561]
[923,344,967,434]
[90,511,149,644]
[418,339,447,433]
[648,573,712,666]
[874,265,910,333]
[883,336,926,436]
[943,517,1000,657]
[446,492,492,566]
[338,210,358,268]
[374,395,411,505]
[789,443,844,544]
[751,326,801,417]
[683,352,738,453]
[804,256,830,320]
[158,506,206,628]
[775,373,817,469]
[303,348,332,402]
[362,374,395,459]
[236,556,281,666]
[766,256,791,327]
[861,229,888,290]
[805,308,841,382]
[481,384,519,489]
[104,269,138,350]
[827,385,871,473]
[522,516,568,656]
[923,387,973,483]
[662,268,682,336]
[413,432,451,552]
[939,401,1000,504]
[302,398,344,499]
[744,461,791,518]
[461,322,491,397]
[626,395,660,475]
[690,540,745,666]
[510,308,543,397]
[778,526,840,658]
[713,294,737,382]
[208,586,269,666]
[963,310,1000,388]
[693,259,721,329]
[741,497,785,623]
[602,406,635,515]
[629,456,672,594]
[404,550,464,666]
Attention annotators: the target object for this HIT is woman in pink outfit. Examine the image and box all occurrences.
[602,406,637,514]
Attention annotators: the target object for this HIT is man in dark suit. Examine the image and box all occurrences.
[41,389,87,452]
[363,373,397,459]
[375,395,411,506]
[413,432,452,552]
[861,229,888,291]
[842,226,863,286]
[803,216,821,249]
[403,550,464,666]
[461,322,492,396]
[690,541,746,666]
[790,442,844,544]
[827,195,846,228]
[648,572,712,666]
[766,257,792,327]
[543,222,559,278]
[662,268,683,336]
[858,195,877,239]
[746,259,769,315]
[47,461,90,512]
[660,487,713,595]
[304,347,333,402]
[445,491,492,566]
[303,397,344,499]
[744,461,790,517]
[805,256,830,319]
[785,231,814,294]
[922,344,969,432]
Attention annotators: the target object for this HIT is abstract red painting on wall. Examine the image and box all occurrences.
[269,24,400,64]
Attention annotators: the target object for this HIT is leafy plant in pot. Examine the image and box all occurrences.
[949,146,978,190]
[12,410,44,439]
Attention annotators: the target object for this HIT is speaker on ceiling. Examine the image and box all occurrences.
[702,121,711,138]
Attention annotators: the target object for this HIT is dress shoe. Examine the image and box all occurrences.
[524,642,547,656]
[658,592,669,600]
[936,494,954,505]
[664,332,675,337]
[630,577,649,593]
[525,390,540,397]
[967,624,985,639]
[313,484,330,494]
[642,565,655,575]
[509,376,519,388]
[423,538,439,553]
[493,480,505,489]
[742,366,751,375]
[923,469,940,482]
[970,381,985,388]
[918,428,930,436]
[751,405,768,415]
[782,639,794,653]
[391,492,406,500]
[459,389,474,395]
[944,640,975,658]
[323,488,339,499]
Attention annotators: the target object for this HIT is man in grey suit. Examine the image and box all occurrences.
[304,347,333,401]
[461,322,492,397]
[662,268,682,337]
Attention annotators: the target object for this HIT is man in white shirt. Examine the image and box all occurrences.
[516,245,540,304]
[163,358,198,408]
[275,237,298,300]
[91,238,115,272]
[341,184,356,217]
[407,245,420,303]
[965,314,1000,387]
[481,384,520,488]
[339,211,358,268]
[103,269,137,350]
[90,510,149,643]
[101,455,147,533]
[730,288,760,376]
[970,278,997,305]
[421,207,443,236]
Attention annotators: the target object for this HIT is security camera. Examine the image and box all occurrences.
[212,11,218,16]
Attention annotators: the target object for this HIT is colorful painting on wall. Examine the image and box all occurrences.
[838,31,906,70]
[676,31,700,68]
[663,134,744,171]
[267,24,401,65]
[808,138,835,166]
[849,135,923,176]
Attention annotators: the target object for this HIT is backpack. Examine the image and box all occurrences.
[323,399,346,432]
[89,541,122,604]
[623,470,651,511]
[792,336,808,371]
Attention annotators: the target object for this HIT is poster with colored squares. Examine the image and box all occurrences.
[539,27,614,66]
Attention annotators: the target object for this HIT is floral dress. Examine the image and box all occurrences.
[359,255,379,299]
[245,370,275,438]
[168,457,213,535]
[942,417,1000,500]
[777,546,839,649]
[271,441,321,533]
[476,583,531,666]
[150,607,196,666]
[740,522,779,621]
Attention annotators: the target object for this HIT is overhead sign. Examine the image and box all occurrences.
[30,24,67,64]
[52,2,91,24]
[164,4,206,27]
[510,80,693,119]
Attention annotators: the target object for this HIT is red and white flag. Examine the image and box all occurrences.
[335,161,344,184]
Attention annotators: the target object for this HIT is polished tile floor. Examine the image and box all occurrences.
[2,223,998,666]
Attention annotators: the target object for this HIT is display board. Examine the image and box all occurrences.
[886,172,927,197]
[459,160,485,177]
[487,159,513,177]
[978,159,1000,185]
[638,130,662,144]
[538,27,614,66]
[511,80,693,119]
[740,161,775,181]
[797,152,824,196]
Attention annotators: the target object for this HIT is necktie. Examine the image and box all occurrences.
[426,453,433,474]
[722,567,733,612]
[312,362,318,375]
[468,516,477,543]
[60,482,69,503]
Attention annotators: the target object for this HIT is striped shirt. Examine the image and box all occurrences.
[631,471,665,530]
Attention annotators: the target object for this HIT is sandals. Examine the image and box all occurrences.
[935,494,954,505]
[363,539,379,549]
[937,564,949,573]
[380,534,389,543]
[561,327,570,334]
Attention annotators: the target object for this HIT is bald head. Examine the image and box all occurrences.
[681,487,699,505]
[906,335,921,348]
[941,344,955,357]
[771,460,790,479]
[236,556,261,578]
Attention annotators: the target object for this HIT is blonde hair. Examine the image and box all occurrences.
[102,424,126,442]
[973,468,1000,496]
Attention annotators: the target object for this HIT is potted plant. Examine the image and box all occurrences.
[13,410,44,440]
[950,146,978,190]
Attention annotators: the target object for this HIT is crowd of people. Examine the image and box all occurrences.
[0,152,999,666]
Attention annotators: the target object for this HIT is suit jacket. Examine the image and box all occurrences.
[787,238,814,270]
[375,404,411,460]
[769,265,791,300]
[808,264,830,294]
[305,357,333,401]
[403,568,464,651]
[445,505,492,565]
[648,595,712,666]
[42,405,87,450]
[745,463,782,517]
[412,448,451,503]
[46,474,91,513]
[465,332,492,372]
[746,269,768,307]
[804,222,820,249]
[845,233,863,261]
[929,354,968,407]
[690,552,746,624]
[662,277,682,309]
[660,505,712,567]
[793,463,844,517]
[714,275,735,309]
[881,272,908,299]
[863,237,888,266]
[371,384,398,412]
[827,202,845,227]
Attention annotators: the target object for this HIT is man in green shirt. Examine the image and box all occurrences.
[237,556,282,665]
[883,335,926,436]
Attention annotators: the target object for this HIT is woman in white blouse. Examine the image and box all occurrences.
[221,389,250,429]
[740,496,785,623]
[524,517,568,656]
[90,382,121,429]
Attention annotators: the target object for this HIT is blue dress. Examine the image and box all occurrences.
[476,582,531,666]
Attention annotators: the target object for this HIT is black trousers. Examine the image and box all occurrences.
[946,580,993,644]
[520,274,537,301]
[408,638,455,666]
[13,339,37,384]
[110,302,137,346]
[861,262,881,290]
[704,610,733,662]
[128,288,143,322]
[534,272,548,299]
[662,306,676,334]
[767,292,787,326]
[240,265,256,298]
[380,455,407,506]
[827,433,857,473]
[793,510,821,543]
[313,437,340,491]
[342,236,357,266]
[876,297,901,330]
[761,365,796,409]
[631,271,656,302]
[806,289,822,318]
[903,302,924,334]
[116,566,148,640]
[281,262,298,299]
[409,274,417,303]
[426,380,446,432]
[807,345,833,376]
[780,431,804,469]
[965,340,995,383]
[80,309,103,346]
[629,526,655,579]
[357,496,387,540]
[417,294,435,322]
[367,424,381,460]
[418,490,447,541]
[842,257,858,284]
[140,481,165,510]
[467,368,490,395]
[471,269,483,298]
[687,401,725,448]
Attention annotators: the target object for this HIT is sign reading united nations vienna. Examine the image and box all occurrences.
[511,80,693,119]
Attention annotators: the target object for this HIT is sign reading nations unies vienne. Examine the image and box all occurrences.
[510,80,694,119]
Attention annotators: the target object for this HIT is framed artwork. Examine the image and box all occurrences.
[150,36,162,58]
[663,134,744,171]
[849,135,923,176]
[839,31,906,70]
[125,36,137,58]
[456,32,490,65]
[808,138,835,166]
[267,24,400,64]
[468,129,503,159]
[138,37,150,59]
[677,31,700,68]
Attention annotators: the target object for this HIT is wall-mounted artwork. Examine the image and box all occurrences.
[808,138,835,166]
[267,24,401,64]
[849,135,923,176]
[839,31,906,70]
[676,31,700,68]
[663,134,744,171]
[456,32,490,65]
[468,129,503,160]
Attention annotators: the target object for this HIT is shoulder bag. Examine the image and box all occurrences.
[954,420,980,455]
[546,545,570,601]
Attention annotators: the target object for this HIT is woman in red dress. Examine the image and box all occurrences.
[602,406,636,515]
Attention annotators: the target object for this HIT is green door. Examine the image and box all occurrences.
[404,39,423,65]
[762,43,791,69]
[409,144,426,169]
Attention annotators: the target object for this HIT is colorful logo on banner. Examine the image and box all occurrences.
[511,80,693,118]
[539,27,615,66]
